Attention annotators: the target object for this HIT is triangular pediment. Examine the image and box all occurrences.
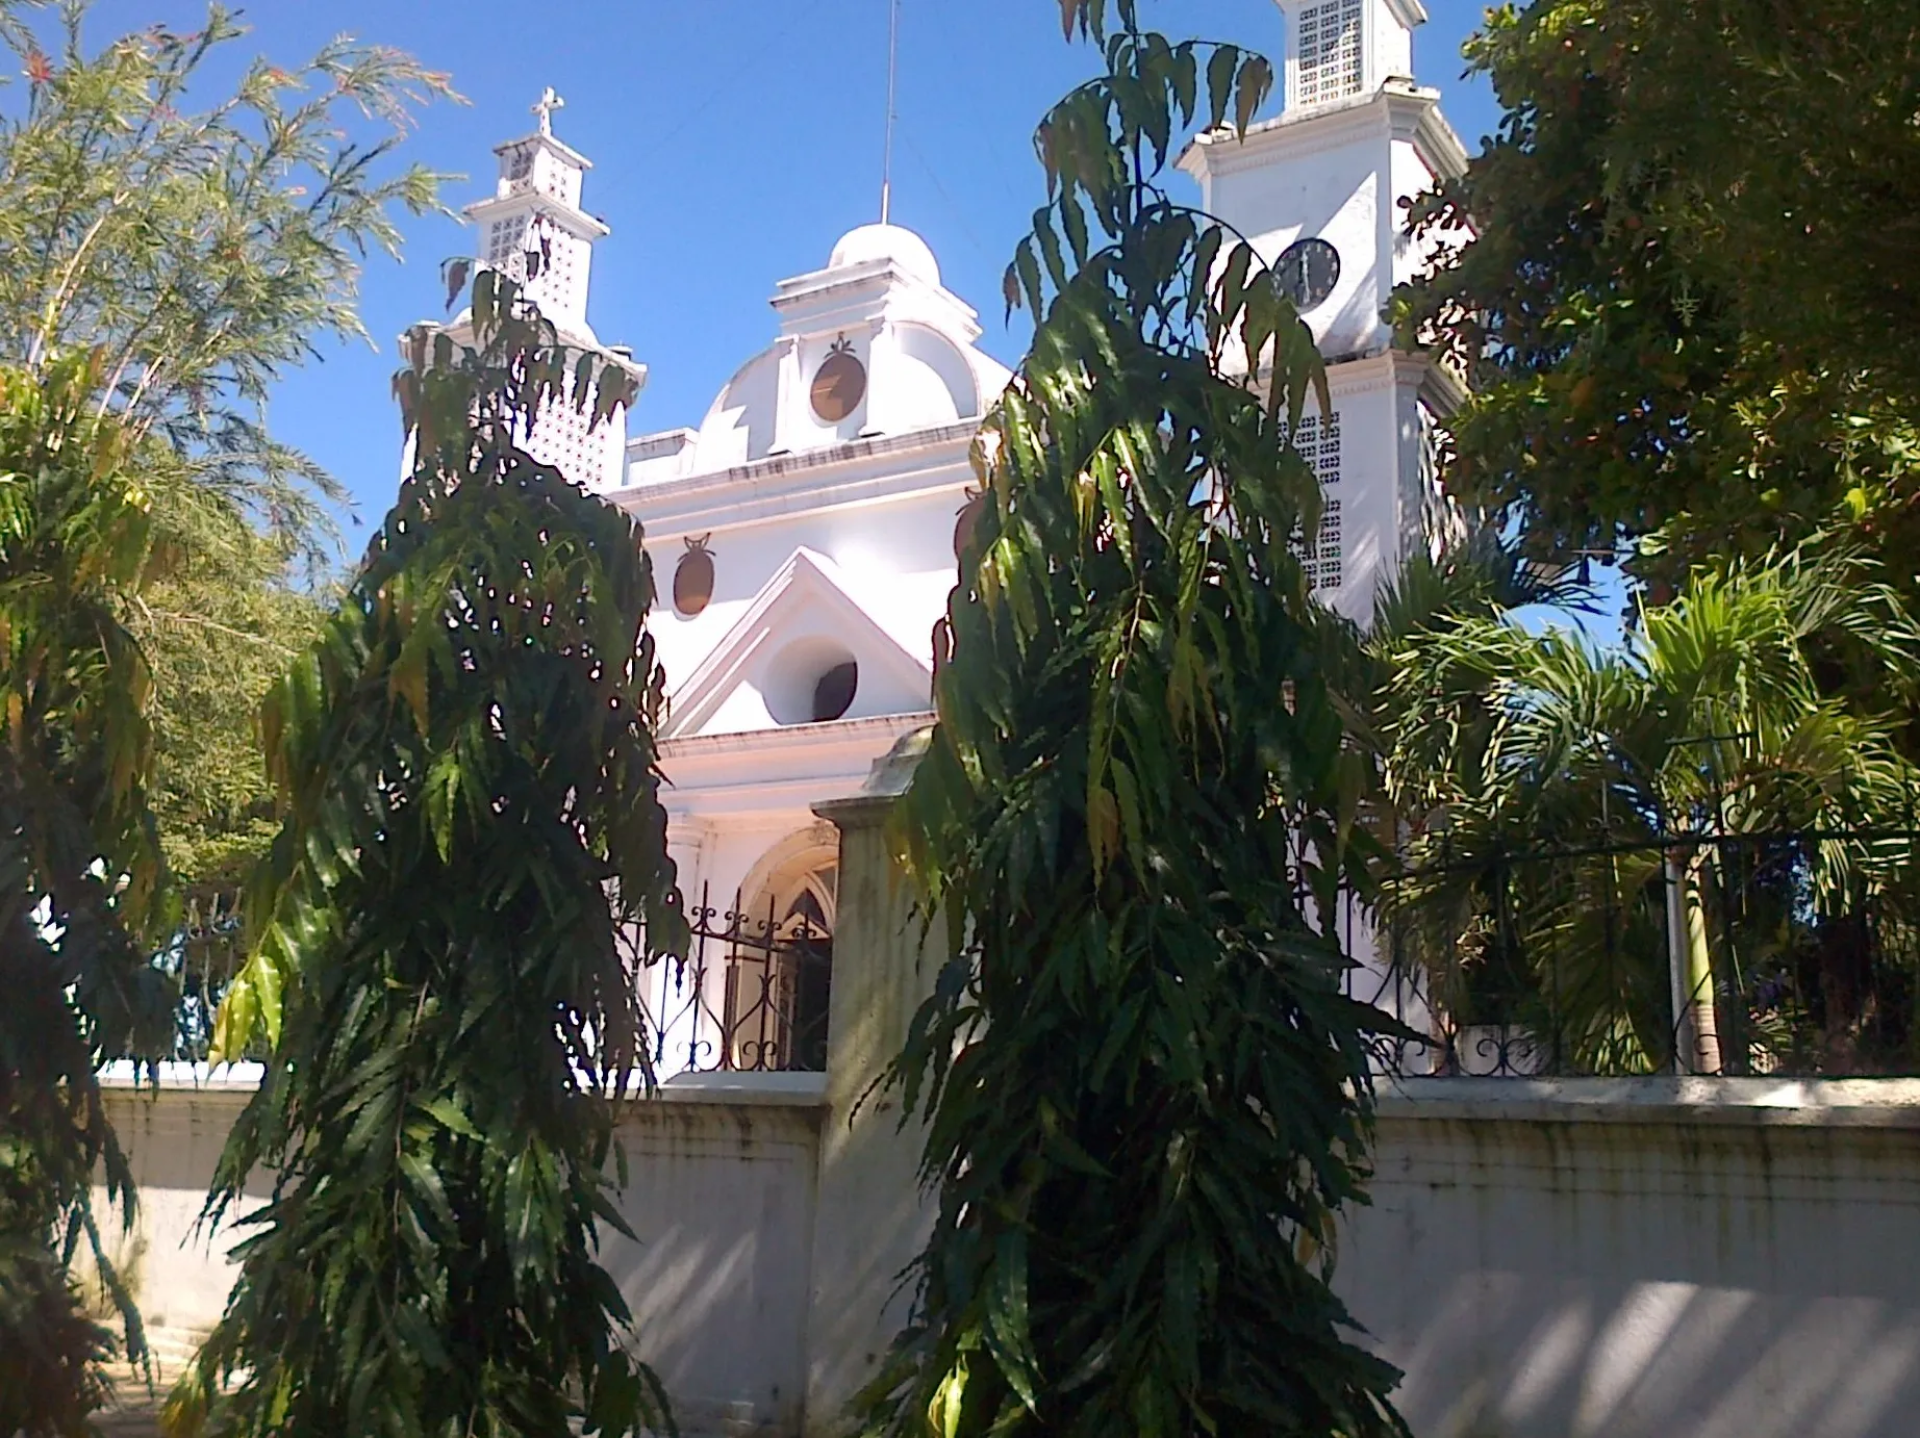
[662,548,935,740]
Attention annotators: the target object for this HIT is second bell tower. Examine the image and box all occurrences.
[1180,0,1468,620]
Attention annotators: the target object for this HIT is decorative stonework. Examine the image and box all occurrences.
[1296,0,1365,106]
[1285,409,1344,590]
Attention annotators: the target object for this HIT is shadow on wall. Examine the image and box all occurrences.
[90,1087,272,1351]
[1342,1106,1920,1438]
[600,1098,823,1438]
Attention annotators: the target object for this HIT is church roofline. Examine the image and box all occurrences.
[396,310,645,385]
[628,427,699,463]
[493,129,593,171]
[612,420,980,541]
[659,546,934,741]
[661,711,931,761]
[770,256,982,336]
[656,711,934,822]
[1177,83,1467,183]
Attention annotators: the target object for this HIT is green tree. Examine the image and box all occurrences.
[0,0,454,559]
[0,352,175,1435]
[166,271,685,1438]
[1372,545,1920,1073]
[858,4,1408,1434]
[0,2,451,1421]
[1394,0,1920,604]
[132,481,327,1054]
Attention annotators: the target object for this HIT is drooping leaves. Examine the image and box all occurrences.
[168,273,686,1438]
[0,351,180,1429]
[857,13,1408,1438]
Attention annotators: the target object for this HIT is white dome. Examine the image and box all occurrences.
[827,223,941,288]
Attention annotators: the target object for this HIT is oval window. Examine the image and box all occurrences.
[673,535,715,616]
[811,339,867,423]
[811,661,859,722]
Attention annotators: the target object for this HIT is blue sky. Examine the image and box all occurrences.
[68,0,1505,547]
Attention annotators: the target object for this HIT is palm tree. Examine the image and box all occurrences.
[1360,542,1920,1075]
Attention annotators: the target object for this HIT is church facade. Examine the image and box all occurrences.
[438,0,1464,1075]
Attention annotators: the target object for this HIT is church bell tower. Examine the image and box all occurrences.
[420,88,644,492]
[1180,0,1468,620]
[467,87,601,332]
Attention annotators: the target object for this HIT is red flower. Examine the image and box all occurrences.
[24,48,52,85]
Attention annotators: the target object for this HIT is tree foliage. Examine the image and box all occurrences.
[166,271,684,1438]
[0,351,175,1432]
[1371,542,1920,1072]
[859,4,1407,1434]
[133,481,326,1055]
[0,0,455,558]
[0,9,451,1422]
[1395,0,1920,600]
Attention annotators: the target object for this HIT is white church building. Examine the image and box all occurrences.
[440,0,1465,1074]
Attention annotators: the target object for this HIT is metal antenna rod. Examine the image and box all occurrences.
[880,0,901,225]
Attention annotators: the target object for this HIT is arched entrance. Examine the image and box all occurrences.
[726,834,837,1071]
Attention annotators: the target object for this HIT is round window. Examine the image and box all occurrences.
[810,338,867,422]
[812,661,859,722]
[763,637,861,726]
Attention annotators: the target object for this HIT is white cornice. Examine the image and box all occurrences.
[658,711,929,821]
[493,130,593,171]
[662,712,926,764]
[1413,353,1468,415]
[1383,83,1470,181]
[611,422,979,541]
[1322,349,1463,408]
[1323,351,1400,395]
[1178,84,1465,183]
[400,306,643,384]
[1180,92,1385,179]
[464,190,609,242]
[772,258,978,324]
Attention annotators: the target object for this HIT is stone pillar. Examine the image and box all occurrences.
[803,731,939,1436]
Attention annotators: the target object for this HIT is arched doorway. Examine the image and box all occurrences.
[727,836,836,1071]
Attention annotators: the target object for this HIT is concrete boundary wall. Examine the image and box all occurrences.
[87,779,1920,1437]
[1346,1078,1920,1438]
[99,1077,832,1438]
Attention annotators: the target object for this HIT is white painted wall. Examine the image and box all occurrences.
[624,429,975,699]
[1346,1080,1920,1438]
[95,1078,263,1360]
[94,1075,1920,1437]
[95,1075,829,1436]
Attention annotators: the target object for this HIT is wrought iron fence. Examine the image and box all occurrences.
[1350,827,1920,1079]
[648,884,832,1075]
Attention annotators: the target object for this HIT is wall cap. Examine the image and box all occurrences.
[97,1061,832,1111]
[815,724,933,827]
[1375,1076,1920,1129]
[653,1070,829,1108]
[99,1060,264,1092]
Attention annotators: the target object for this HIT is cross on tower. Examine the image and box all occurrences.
[531,86,564,137]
